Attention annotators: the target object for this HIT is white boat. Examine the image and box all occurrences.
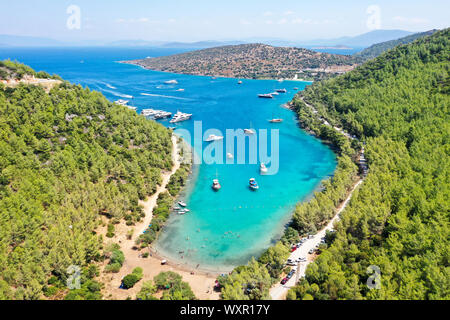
[170,111,192,123]
[260,163,268,174]
[212,179,221,191]
[178,201,187,207]
[276,88,287,93]
[165,80,178,84]
[114,99,129,106]
[244,129,255,135]
[269,118,283,123]
[226,153,234,159]
[270,92,280,96]
[141,108,172,119]
[205,134,224,142]
[238,80,243,84]
[258,94,274,99]
[249,178,259,190]
[176,88,185,92]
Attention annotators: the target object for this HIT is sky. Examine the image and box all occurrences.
[0,0,449,42]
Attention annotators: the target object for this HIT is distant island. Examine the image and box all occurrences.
[122,43,357,81]
[310,45,353,50]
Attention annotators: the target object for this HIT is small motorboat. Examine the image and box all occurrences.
[276,89,287,93]
[178,201,187,207]
[269,118,283,123]
[238,80,243,84]
[227,153,234,159]
[205,134,224,142]
[212,179,221,191]
[260,163,268,174]
[293,87,299,90]
[249,178,259,191]
[244,129,255,135]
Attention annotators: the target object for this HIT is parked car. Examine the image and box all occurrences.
[281,278,288,285]
[291,246,297,252]
[308,249,315,254]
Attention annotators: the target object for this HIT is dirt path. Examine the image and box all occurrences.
[101,135,220,300]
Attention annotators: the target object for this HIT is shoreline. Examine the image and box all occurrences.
[120,60,313,82]
[100,134,220,300]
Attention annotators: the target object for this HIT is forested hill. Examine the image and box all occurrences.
[0,62,172,299]
[288,28,449,299]
[123,43,357,81]
[353,29,437,61]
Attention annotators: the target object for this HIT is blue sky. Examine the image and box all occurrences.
[1,0,448,42]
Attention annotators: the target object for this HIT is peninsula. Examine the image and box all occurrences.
[123,43,357,81]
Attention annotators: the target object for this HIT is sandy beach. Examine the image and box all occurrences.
[100,135,220,300]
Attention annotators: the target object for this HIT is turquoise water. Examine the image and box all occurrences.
[0,47,337,271]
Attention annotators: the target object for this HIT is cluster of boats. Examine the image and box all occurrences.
[210,163,268,192]
[141,108,172,120]
[174,201,190,215]
[258,88,288,99]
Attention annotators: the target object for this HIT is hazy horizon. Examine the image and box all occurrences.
[1,0,448,43]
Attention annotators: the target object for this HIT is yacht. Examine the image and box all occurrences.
[249,178,259,191]
[170,111,192,123]
[212,179,221,191]
[258,94,274,99]
[205,134,224,142]
[269,118,283,123]
[276,89,287,93]
[114,99,129,106]
[141,108,172,119]
[260,163,268,174]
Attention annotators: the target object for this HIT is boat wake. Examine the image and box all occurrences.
[102,88,133,99]
[141,93,194,101]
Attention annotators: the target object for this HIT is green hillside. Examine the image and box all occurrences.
[354,30,437,61]
[0,62,172,299]
[288,29,449,299]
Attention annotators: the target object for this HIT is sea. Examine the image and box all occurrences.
[0,47,337,272]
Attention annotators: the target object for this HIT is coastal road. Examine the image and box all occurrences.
[270,179,363,300]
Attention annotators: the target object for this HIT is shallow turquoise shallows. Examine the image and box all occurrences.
[0,47,337,272]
